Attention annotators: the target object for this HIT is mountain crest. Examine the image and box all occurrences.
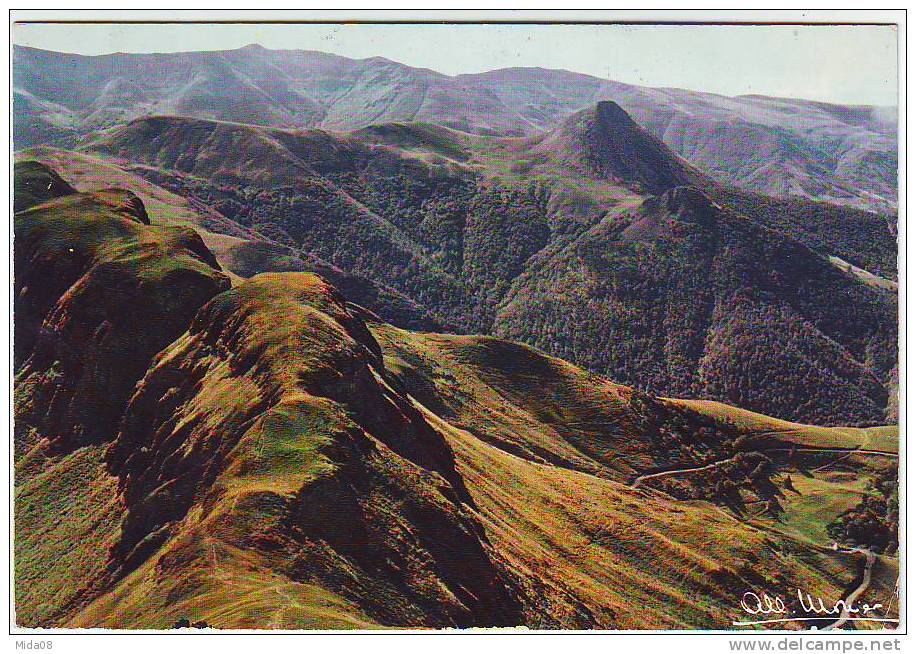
[13,160,75,212]
[538,100,707,194]
[586,101,704,193]
[593,99,638,129]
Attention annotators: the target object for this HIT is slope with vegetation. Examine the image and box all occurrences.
[73,102,898,426]
[15,149,444,331]
[495,185,896,426]
[14,171,890,629]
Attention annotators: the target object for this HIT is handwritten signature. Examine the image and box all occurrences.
[733,590,897,628]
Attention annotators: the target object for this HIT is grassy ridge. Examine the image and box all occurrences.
[16,267,882,629]
[13,157,897,629]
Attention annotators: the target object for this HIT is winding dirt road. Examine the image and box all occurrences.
[765,447,897,458]
[631,458,733,488]
[823,547,878,631]
[631,446,897,489]
[630,445,895,631]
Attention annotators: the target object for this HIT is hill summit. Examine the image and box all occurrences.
[536,101,705,193]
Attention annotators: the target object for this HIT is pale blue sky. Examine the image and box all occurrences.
[12,22,898,105]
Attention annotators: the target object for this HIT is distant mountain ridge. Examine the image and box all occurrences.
[13,44,896,212]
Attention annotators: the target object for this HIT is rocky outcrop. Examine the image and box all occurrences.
[620,186,722,241]
[14,187,230,454]
[14,160,75,212]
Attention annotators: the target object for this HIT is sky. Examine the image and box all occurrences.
[12,22,899,105]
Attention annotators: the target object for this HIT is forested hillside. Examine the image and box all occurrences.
[62,101,898,425]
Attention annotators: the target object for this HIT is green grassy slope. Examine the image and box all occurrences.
[15,265,887,629]
[668,399,899,453]
[13,159,75,212]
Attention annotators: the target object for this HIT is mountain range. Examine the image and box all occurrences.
[12,42,900,630]
[14,44,897,212]
[30,97,892,427]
